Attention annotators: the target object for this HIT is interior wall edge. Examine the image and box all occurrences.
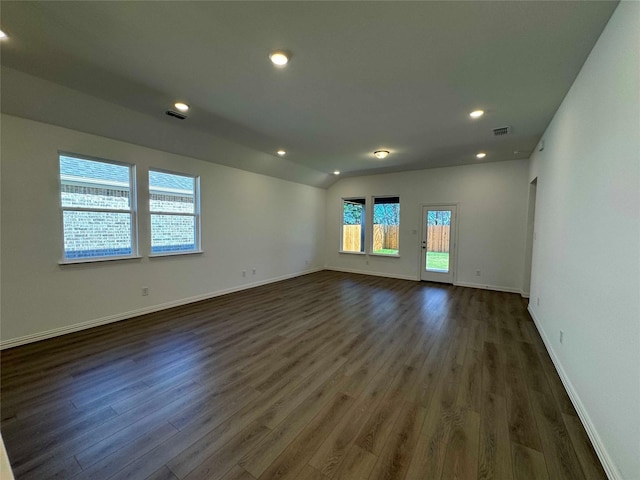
[528,305,621,480]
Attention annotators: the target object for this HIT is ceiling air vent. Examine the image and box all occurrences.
[492,126,511,136]
[166,110,187,120]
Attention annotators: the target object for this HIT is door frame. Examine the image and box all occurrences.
[419,203,459,284]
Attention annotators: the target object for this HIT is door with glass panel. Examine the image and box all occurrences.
[421,205,457,283]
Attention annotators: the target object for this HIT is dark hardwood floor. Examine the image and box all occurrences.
[0,271,607,480]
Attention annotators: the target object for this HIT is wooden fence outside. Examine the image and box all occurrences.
[342,225,399,252]
[342,224,450,252]
[342,225,363,252]
[427,225,450,252]
[373,225,399,251]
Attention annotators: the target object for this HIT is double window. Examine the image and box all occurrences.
[59,153,200,262]
[341,196,400,255]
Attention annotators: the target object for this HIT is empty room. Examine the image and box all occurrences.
[0,1,638,480]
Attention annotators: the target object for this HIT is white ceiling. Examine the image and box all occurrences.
[0,1,618,187]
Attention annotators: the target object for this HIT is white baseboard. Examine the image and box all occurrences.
[454,281,522,295]
[527,306,620,480]
[323,269,525,295]
[324,266,419,282]
[521,292,530,299]
[0,267,324,350]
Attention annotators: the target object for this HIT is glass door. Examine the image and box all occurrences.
[421,205,457,283]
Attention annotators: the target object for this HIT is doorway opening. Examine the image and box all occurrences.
[522,178,537,297]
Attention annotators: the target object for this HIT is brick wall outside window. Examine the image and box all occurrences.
[63,186,194,257]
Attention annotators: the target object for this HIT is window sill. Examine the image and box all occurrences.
[369,253,401,258]
[149,250,204,258]
[59,255,142,265]
[338,251,366,255]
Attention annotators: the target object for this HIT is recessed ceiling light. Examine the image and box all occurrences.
[0,30,7,40]
[476,152,487,159]
[277,150,286,156]
[333,170,341,175]
[469,110,484,118]
[269,50,290,66]
[373,150,390,159]
[174,102,189,112]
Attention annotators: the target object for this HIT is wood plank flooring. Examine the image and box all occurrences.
[0,271,607,480]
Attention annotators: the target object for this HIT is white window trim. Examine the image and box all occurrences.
[149,168,201,255]
[149,250,204,258]
[58,152,138,264]
[59,255,143,266]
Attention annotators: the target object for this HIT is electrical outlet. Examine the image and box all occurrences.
[242,270,246,277]
[305,260,309,265]
[476,270,481,276]
[560,330,564,344]
[142,287,149,296]
[366,260,369,265]
[252,268,256,275]
[536,297,540,306]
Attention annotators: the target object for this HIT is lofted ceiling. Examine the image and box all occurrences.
[0,1,618,187]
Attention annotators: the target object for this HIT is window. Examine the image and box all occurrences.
[372,196,400,255]
[341,198,366,253]
[59,153,137,261]
[149,169,200,254]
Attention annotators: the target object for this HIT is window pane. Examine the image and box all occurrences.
[426,210,452,272]
[149,170,195,213]
[63,211,132,259]
[373,197,400,255]
[151,214,196,253]
[60,155,130,209]
[342,198,365,252]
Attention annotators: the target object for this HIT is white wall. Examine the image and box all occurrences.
[0,114,326,345]
[325,159,530,292]
[527,2,640,479]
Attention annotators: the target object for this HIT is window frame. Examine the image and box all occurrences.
[148,167,202,257]
[58,151,139,264]
[370,195,401,257]
[340,197,367,254]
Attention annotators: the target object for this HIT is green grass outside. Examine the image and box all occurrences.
[373,248,399,255]
[426,251,449,271]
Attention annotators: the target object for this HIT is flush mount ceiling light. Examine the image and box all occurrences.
[0,30,7,40]
[373,150,390,159]
[269,50,291,67]
[469,110,484,118]
[174,102,189,112]
[277,150,286,156]
[333,170,341,175]
[476,152,487,159]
